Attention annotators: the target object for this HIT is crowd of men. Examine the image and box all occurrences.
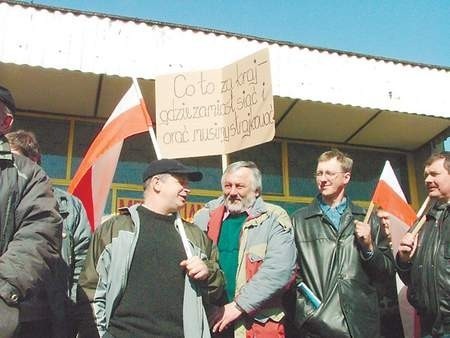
[0,83,448,338]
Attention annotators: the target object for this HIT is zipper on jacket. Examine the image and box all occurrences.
[430,210,446,323]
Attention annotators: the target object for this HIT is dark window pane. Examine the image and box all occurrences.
[71,120,102,176]
[229,141,282,194]
[115,133,157,184]
[14,115,69,178]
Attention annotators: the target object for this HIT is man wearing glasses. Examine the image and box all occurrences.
[289,149,395,338]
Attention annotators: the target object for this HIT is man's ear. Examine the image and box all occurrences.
[343,172,351,184]
[151,176,162,193]
[0,113,13,134]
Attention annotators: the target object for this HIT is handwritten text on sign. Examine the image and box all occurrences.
[156,48,274,158]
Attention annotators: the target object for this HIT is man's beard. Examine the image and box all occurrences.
[225,194,256,214]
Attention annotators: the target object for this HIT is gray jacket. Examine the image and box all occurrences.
[54,188,91,302]
[82,205,224,338]
[194,196,297,326]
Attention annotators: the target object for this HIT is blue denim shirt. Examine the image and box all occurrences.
[318,195,348,230]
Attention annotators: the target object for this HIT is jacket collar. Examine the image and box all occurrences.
[0,136,13,162]
[303,194,365,219]
[428,200,450,220]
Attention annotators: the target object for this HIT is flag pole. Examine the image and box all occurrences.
[131,78,162,160]
[409,197,435,236]
[363,201,375,224]
[416,196,430,218]
[148,126,162,159]
[221,154,229,173]
[133,77,192,258]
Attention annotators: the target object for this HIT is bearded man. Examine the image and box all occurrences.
[194,161,296,338]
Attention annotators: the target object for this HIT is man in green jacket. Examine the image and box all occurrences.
[290,149,395,338]
[79,159,224,338]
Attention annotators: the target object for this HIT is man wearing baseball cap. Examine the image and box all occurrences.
[0,86,62,337]
[79,159,224,338]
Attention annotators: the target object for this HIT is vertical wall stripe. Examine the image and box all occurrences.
[66,119,76,180]
[282,141,290,197]
[407,153,419,210]
[111,188,117,215]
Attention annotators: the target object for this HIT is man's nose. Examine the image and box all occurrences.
[229,185,238,195]
[318,176,327,183]
[183,184,191,193]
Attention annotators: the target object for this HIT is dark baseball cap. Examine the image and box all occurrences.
[142,159,203,182]
[0,85,16,115]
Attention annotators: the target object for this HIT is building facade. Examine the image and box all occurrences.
[1,0,449,217]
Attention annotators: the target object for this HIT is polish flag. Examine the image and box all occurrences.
[372,161,420,338]
[68,80,152,230]
[372,161,417,227]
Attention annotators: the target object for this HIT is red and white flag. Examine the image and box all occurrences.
[372,160,417,228]
[371,160,420,338]
[68,80,152,230]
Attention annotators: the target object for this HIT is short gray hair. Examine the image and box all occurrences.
[221,161,262,193]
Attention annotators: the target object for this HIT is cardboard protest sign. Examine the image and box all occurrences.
[156,48,274,158]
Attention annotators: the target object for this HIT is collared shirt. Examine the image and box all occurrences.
[318,195,348,230]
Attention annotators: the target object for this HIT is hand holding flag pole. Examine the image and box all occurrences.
[363,201,375,224]
[132,78,192,259]
[408,197,435,236]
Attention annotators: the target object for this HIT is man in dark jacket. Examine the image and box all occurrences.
[397,152,450,337]
[290,149,395,338]
[0,85,62,337]
[6,129,92,338]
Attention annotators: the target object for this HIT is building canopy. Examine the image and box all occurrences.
[0,0,448,151]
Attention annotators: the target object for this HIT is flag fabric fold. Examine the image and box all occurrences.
[372,161,417,227]
[68,81,152,230]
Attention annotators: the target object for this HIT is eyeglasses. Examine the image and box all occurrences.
[314,171,346,179]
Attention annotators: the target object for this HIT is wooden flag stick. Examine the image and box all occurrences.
[416,196,430,219]
[363,201,375,224]
[408,197,435,236]
[410,215,427,237]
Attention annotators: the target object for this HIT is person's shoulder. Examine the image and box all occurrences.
[183,220,211,243]
[291,203,315,218]
[13,153,49,181]
[95,213,134,239]
[347,199,366,216]
[264,201,288,215]
[53,187,82,206]
[184,219,206,235]
[262,202,292,230]
[263,202,289,221]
